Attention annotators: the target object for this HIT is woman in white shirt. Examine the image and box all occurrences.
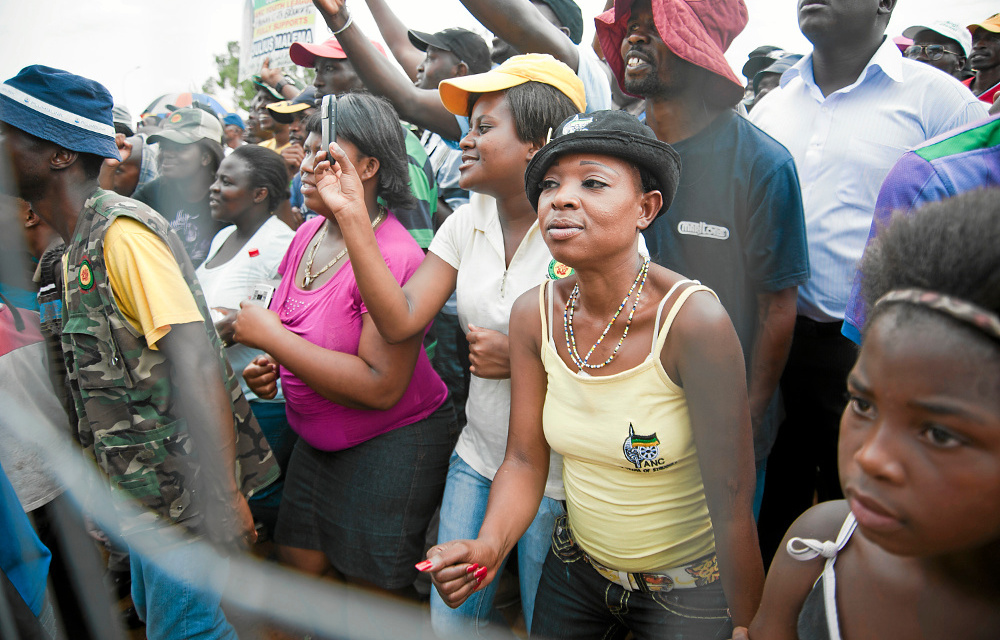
[195,144,295,538]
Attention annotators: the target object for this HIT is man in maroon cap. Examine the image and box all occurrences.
[596,0,810,555]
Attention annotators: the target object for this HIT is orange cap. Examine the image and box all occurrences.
[969,12,1000,35]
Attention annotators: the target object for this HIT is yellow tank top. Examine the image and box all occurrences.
[540,279,717,572]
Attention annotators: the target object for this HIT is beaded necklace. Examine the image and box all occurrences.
[563,256,650,371]
[301,207,385,288]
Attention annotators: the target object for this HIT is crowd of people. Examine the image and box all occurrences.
[1,0,999,639]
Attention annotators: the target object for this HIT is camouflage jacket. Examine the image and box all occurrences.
[60,189,278,536]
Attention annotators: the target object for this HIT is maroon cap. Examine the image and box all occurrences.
[289,36,387,68]
[596,0,747,98]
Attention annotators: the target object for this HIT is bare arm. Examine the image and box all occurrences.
[363,0,424,80]
[425,289,550,605]
[666,290,764,627]
[748,501,852,639]
[232,301,424,410]
[315,141,459,343]
[259,58,300,100]
[747,287,797,436]
[458,0,579,72]
[312,0,463,140]
[158,322,254,547]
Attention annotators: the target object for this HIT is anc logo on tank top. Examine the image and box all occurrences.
[622,423,676,473]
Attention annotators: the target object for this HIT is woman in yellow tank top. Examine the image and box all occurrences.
[421,110,764,638]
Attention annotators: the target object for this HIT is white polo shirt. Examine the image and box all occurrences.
[430,192,566,499]
[750,38,987,322]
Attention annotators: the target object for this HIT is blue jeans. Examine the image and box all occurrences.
[531,519,732,639]
[247,400,297,538]
[130,541,237,640]
[431,452,564,637]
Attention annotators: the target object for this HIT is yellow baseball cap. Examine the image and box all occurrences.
[969,12,1000,35]
[438,53,586,117]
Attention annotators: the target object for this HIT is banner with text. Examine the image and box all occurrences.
[238,0,323,82]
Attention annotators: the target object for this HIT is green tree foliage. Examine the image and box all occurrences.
[203,41,316,114]
[203,41,256,113]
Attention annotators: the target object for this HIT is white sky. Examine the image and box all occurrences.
[0,0,994,117]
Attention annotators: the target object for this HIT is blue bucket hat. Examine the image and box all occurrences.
[0,65,120,160]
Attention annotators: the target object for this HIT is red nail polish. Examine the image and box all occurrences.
[415,560,434,571]
[466,563,479,573]
[474,566,487,579]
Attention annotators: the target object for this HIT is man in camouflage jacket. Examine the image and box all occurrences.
[1,65,277,640]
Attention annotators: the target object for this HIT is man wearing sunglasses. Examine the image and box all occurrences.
[901,20,970,81]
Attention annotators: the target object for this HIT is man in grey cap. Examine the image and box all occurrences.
[112,104,134,137]
[740,45,786,110]
[752,53,804,105]
[132,107,226,267]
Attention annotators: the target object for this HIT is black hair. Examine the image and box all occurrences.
[228,144,291,212]
[860,189,1000,339]
[78,152,106,181]
[303,94,415,211]
[467,81,581,147]
[638,167,657,194]
[196,139,224,175]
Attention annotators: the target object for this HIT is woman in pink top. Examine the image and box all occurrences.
[232,94,457,597]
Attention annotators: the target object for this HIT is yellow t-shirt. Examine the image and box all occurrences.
[102,217,203,348]
[258,138,290,154]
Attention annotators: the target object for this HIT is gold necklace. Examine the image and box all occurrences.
[301,207,385,288]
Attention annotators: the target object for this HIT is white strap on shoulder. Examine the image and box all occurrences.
[652,280,715,352]
[785,512,857,561]
[537,281,555,351]
[787,512,857,640]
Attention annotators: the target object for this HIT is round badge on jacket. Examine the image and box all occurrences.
[79,259,95,291]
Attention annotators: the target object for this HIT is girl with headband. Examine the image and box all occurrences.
[738,189,1000,639]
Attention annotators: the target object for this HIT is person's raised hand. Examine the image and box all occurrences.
[312,0,350,30]
[233,301,283,351]
[467,324,511,379]
[730,626,751,640]
[259,57,282,87]
[242,354,279,400]
[117,135,133,165]
[281,142,305,178]
[99,134,133,189]
[418,539,504,609]
[315,140,370,228]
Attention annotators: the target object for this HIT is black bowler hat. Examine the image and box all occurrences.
[525,110,682,217]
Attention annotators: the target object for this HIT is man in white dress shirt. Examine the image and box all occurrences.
[749,0,987,565]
